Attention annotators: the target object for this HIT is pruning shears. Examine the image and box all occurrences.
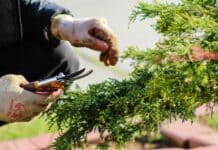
[22,68,93,92]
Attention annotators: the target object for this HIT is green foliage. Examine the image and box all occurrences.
[198,112,218,130]
[208,113,218,130]
[45,0,218,149]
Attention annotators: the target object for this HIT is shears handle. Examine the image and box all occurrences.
[21,81,62,92]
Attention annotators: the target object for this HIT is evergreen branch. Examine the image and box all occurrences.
[45,0,218,149]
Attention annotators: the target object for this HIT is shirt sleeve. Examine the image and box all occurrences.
[20,0,71,43]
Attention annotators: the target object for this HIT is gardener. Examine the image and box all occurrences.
[0,0,118,124]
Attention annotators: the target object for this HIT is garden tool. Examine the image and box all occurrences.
[22,68,93,92]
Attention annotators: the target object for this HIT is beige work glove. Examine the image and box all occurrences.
[0,74,60,123]
[50,14,119,66]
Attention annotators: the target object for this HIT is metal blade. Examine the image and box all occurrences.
[57,68,86,80]
[71,69,93,81]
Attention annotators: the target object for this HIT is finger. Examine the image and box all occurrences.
[91,24,118,51]
[100,52,108,62]
[1,74,29,88]
[109,56,118,66]
[108,50,119,65]
[105,57,111,66]
[89,26,118,52]
[85,36,109,52]
[34,89,62,105]
[16,75,29,84]
[100,52,110,66]
[47,89,63,102]
[100,51,118,66]
[104,58,110,66]
[89,27,110,43]
[89,19,119,65]
[92,27,119,65]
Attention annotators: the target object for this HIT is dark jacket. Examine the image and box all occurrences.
[0,0,70,47]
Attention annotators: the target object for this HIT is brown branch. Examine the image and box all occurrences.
[163,46,218,63]
[191,45,218,61]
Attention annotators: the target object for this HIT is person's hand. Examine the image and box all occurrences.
[0,74,61,122]
[50,14,119,66]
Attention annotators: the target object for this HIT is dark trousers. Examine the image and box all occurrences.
[0,41,80,81]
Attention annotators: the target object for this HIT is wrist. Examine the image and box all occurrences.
[50,14,75,40]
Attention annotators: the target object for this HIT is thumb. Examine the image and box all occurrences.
[34,89,63,105]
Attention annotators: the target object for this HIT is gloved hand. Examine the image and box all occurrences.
[0,74,61,122]
[50,14,119,66]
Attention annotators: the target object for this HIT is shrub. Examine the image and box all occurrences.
[45,0,218,149]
